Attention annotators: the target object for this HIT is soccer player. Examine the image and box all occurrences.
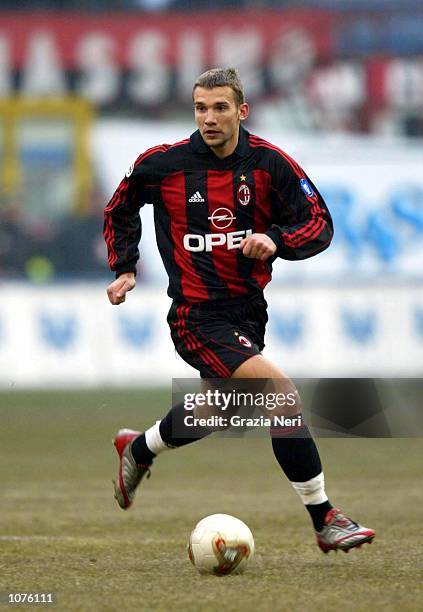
[104,68,375,553]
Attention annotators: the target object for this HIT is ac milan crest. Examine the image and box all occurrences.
[238,183,251,206]
[238,335,252,348]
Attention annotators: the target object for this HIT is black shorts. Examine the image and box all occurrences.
[167,294,268,378]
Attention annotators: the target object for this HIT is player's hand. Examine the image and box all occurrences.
[107,272,136,305]
[239,233,277,261]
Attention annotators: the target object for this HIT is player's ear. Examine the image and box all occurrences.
[239,103,249,121]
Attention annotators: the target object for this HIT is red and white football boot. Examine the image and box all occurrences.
[316,508,375,553]
[113,428,151,510]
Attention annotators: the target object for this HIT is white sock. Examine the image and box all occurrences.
[290,472,328,505]
[145,421,171,456]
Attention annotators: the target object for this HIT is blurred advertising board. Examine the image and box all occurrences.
[0,285,422,388]
[1,10,423,132]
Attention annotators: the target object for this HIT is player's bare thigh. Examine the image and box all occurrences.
[193,355,301,426]
[231,354,302,417]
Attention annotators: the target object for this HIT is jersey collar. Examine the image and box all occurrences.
[190,125,250,158]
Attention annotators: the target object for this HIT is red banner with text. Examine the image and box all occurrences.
[0,10,336,107]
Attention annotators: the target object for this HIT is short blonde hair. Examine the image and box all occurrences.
[193,67,245,106]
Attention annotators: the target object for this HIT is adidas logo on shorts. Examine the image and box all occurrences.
[189,191,205,203]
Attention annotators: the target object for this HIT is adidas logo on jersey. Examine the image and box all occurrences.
[189,191,205,203]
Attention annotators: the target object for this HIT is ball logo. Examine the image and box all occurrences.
[212,537,251,575]
[125,162,135,178]
[300,178,314,198]
[208,207,236,230]
[238,183,251,206]
[238,335,252,348]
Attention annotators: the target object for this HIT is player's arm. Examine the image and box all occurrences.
[103,158,149,305]
[263,155,333,261]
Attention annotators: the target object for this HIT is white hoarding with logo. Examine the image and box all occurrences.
[0,284,421,388]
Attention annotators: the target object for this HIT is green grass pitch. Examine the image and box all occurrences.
[0,389,422,611]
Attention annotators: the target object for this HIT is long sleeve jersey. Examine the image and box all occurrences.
[104,126,333,305]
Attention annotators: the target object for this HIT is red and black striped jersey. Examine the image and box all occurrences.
[104,126,333,304]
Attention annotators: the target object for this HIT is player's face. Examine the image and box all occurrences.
[193,86,249,159]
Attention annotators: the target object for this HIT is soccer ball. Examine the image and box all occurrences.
[188,513,255,575]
